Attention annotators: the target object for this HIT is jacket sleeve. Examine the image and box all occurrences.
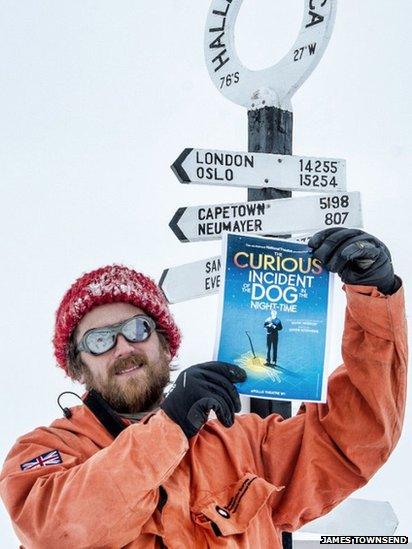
[0,410,188,548]
[254,284,407,531]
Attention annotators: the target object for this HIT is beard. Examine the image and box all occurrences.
[81,349,171,415]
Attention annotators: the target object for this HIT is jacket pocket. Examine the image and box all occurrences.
[191,473,284,537]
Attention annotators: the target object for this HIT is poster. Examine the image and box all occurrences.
[215,233,334,402]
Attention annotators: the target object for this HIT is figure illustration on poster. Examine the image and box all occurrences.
[264,309,283,366]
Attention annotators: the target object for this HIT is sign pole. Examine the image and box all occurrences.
[247,106,293,421]
[248,106,293,549]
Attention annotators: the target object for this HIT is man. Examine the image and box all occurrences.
[0,228,407,548]
[264,309,283,366]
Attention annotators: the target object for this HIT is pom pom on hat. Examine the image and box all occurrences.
[53,265,181,376]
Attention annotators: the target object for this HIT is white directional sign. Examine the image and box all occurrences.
[160,256,222,304]
[160,237,313,303]
[169,192,362,243]
[205,0,337,110]
[172,148,346,192]
[299,498,399,536]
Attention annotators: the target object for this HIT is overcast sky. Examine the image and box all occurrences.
[1,0,411,545]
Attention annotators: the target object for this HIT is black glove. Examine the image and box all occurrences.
[308,228,397,294]
[161,362,247,438]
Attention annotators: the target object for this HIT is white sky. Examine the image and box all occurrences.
[1,0,411,545]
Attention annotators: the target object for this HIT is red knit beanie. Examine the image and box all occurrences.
[53,265,181,376]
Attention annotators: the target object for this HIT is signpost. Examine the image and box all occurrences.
[161,2,374,547]
[205,3,338,548]
[172,148,346,191]
[169,192,362,243]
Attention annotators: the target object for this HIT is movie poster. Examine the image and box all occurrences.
[215,233,333,403]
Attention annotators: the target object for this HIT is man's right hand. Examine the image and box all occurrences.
[161,362,247,438]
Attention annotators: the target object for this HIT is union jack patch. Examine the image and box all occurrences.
[20,449,63,471]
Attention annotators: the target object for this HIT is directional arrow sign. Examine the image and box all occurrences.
[299,498,398,536]
[172,148,346,192]
[169,192,362,243]
[160,237,313,303]
[160,256,222,304]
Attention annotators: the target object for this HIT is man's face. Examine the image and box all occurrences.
[75,303,172,414]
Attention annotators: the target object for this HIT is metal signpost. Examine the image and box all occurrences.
[161,2,367,546]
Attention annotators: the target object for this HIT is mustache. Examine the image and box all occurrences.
[110,353,148,375]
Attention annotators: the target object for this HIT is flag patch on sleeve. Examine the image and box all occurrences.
[20,449,63,471]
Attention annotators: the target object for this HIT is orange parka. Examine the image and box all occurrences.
[0,284,408,549]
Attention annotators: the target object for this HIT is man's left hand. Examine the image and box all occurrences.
[308,228,398,294]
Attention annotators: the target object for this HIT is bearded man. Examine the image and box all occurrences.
[0,228,407,549]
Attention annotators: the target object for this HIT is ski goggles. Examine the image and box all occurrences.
[76,314,156,356]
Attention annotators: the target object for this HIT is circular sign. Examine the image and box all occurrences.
[204,0,337,110]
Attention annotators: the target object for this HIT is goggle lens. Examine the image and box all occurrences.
[78,315,156,356]
[122,316,152,342]
[85,329,116,355]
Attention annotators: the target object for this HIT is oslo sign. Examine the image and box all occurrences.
[205,0,337,110]
[172,148,346,192]
[169,192,362,243]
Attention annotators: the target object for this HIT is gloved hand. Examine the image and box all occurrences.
[161,362,247,438]
[308,228,397,294]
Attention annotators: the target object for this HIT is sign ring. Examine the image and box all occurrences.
[204,0,337,110]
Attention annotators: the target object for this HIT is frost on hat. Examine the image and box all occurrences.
[53,265,181,375]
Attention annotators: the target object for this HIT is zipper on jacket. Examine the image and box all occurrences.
[156,486,168,548]
[194,513,223,538]
[210,521,223,537]
[157,537,167,549]
[157,485,168,512]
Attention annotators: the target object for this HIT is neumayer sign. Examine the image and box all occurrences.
[169,192,362,243]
